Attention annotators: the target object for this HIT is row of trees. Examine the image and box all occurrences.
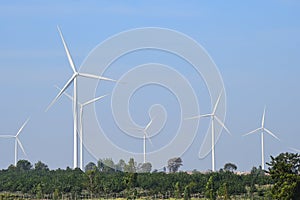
[85,158,151,173]
[85,157,183,173]
[0,158,272,199]
[0,153,298,199]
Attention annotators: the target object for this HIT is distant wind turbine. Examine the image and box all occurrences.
[133,118,154,164]
[0,118,29,166]
[47,26,115,169]
[186,92,230,172]
[243,107,280,170]
[55,85,108,170]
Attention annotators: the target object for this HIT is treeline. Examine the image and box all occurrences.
[0,158,273,199]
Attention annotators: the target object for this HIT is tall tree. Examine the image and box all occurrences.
[34,161,49,171]
[16,160,32,171]
[267,152,300,199]
[174,181,181,199]
[97,159,105,172]
[205,176,216,200]
[217,182,229,199]
[124,158,136,173]
[85,168,98,196]
[224,163,237,172]
[184,185,191,200]
[116,159,126,171]
[167,157,182,173]
[35,183,43,199]
[85,162,97,172]
[102,158,116,173]
[137,162,152,173]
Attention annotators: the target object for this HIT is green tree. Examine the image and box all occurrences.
[34,161,49,171]
[167,157,183,173]
[116,159,126,171]
[217,182,229,199]
[224,163,237,172]
[85,162,97,172]
[85,169,98,196]
[183,185,190,200]
[7,164,16,171]
[249,166,260,198]
[16,160,32,171]
[123,172,138,198]
[137,162,152,173]
[174,181,181,199]
[97,159,105,172]
[205,176,216,200]
[53,188,59,200]
[124,158,136,173]
[35,183,43,199]
[102,158,116,173]
[123,173,137,189]
[267,152,300,199]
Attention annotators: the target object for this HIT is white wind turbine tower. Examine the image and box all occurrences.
[186,92,230,172]
[0,118,29,166]
[55,86,108,170]
[243,107,280,170]
[47,26,115,169]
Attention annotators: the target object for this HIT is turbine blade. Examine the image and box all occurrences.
[46,74,76,111]
[78,73,116,82]
[55,85,73,101]
[146,133,154,146]
[129,127,143,131]
[243,127,261,136]
[16,138,27,156]
[262,106,266,128]
[214,116,231,135]
[16,118,30,137]
[185,114,212,120]
[82,94,109,106]
[145,118,154,132]
[212,91,223,114]
[0,135,14,138]
[264,128,280,141]
[57,26,77,73]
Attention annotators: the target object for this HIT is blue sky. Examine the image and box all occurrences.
[0,1,299,171]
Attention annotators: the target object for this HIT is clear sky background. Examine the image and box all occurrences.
[0,0,299,172]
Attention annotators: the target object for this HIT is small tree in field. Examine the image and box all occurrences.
[224,163,237,172]
[167,157,182,173]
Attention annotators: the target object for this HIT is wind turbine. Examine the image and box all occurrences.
[0,118,29,166]
[55,85,108,170]
[133,118,154,164]
[186,92,230,172]
[47,26,115,169]
[243,107,279,170]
